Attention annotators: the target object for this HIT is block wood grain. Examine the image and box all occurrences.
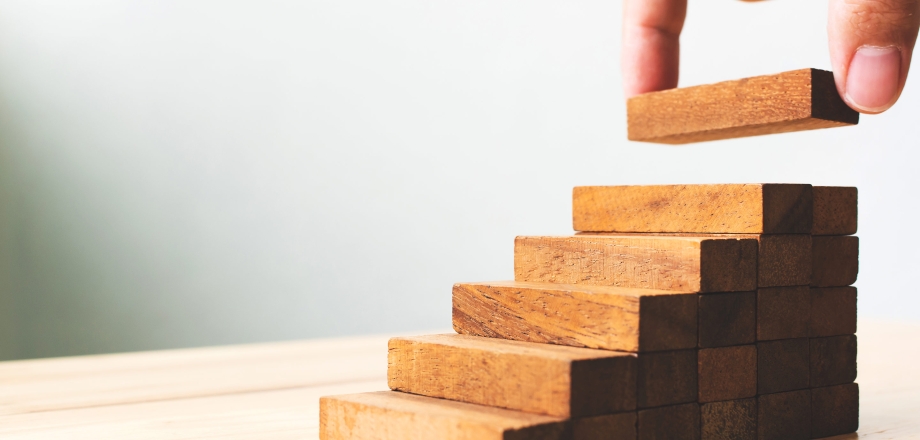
[319,391,569,440]
[698,345,757,403]
[637,349,698,409]
[700,398,757,440]
[812,236,859,287]
[638,403,701,440]
[757,338,810,395]
[452,281,698,353]
[514,235,757,293]
[757,287,810,341]
[810,335,858,388]
[813,186,857,236]
[809,287,857,337]
[572,184,813,234]
[387,334,636,417]
[698,292,756,348]
[757,389,811,440]
[811,383,860,438]
[626,68,858,144]
[572,412,638,440]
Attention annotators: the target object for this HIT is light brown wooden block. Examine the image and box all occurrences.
[572,412,638,440]
[698,291,756,348]
[387,334,636,417]
[701,398,757,440]
[637,349,698,408]
[757,287,810,341]
[698,345,757,403]
[452,281,698,352]
[573,184,813,234]
[811,383,859,438]
[812,236,859,287]
[638,403,701,440]
[319,391,569,440]
[809,287,857,337]
[626,68,858,144]
[514,235,757,293]
[813,186,857,236]
[757,338,809,395]
[758,390,811,440]
[810,335,857,388]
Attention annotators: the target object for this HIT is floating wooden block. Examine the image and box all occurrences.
[573,184,813,234]
[810,335,857,388]
[452,281,698,352]
[758,389,811,440]
[572,412,638,440]
[809,287,858,337]
[387,334,636,417]
[626,68,858,144]
[638,403,701,440]
[757,338,810,394]
[698,291,756,348]
[319,391,569,440]
[812,236,859,287]
[813,186,857,236]
[811,383,859,438]
[700,398,757,440]
[638,349,698,408]
[514,235,757,293]
[757,287,810,341]
[698,345,757,403]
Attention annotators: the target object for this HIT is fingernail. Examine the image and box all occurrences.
[846,46,901,112]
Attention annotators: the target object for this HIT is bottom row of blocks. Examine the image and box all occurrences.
[320,383,858,440]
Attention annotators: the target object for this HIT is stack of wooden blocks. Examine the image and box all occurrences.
[320,183,859,440]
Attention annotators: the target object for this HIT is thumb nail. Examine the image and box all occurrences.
[845,46,902,112]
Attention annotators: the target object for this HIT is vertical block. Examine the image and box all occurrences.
[810,335,857,387]
[573,412,638,440]
[638,403,701,440]
[638,349,698,408]
[812,236,859,287]
[757,339,810,394]
[811,383,859,438]
[756,287,810,341]
[757,234,812,287]
[812,186,857,236]
[698,292,756,348]
[758,390,811,440]
[701,398,757,440]
[698,345,757,403]
[809,287,857,337]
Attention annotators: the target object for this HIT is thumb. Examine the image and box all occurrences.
[829,0,920,113]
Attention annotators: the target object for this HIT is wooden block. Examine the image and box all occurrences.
[809,287,857,337]
[319,391,569,440]
[757,287,810,341]
[756,234,812,287]
[514,235,757,293]
[626,68,858,144]
[700,398,757,440]
[810,335,857,387]
[572,184,813,234]
[757,390,811,440]
[387,334,636,417]
[812,236,859,287]
[638,403,701,440]
[637,349,697,408]
[698,292,756,348]
[813,186,857,236]
[698,346,757,403]
[811,383,859,438]
[572,412,638,440]
[757,339,810,394]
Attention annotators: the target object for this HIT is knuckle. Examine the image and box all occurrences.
[845,0,920,38]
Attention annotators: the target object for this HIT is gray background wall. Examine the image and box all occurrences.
[0,0,916,360]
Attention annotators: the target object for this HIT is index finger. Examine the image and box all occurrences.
[622,0,688,98]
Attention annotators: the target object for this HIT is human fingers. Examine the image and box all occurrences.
[621,0,688,98]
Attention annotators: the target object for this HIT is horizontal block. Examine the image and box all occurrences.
[638,349,698,409]
[809,287,857,337]
[700,398,757,440]
[514,235,757,293]
[452,281,698,352]
[811,383,859,438]
[813,186,857,235]
[573,184,813,234]
[757,287,810,341]
[572,412,638,440]
[319,391,569,440]
[626,68,858,144]
[698,292,756,348]
[812,236,859,287]
[698,345,757,403]
[638,403,701,440]
[757,338,810,394]
[387,334,636,417]
[811,335,857,388]
[758,389,811,440]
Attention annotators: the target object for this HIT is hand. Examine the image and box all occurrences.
[622,0,920,114]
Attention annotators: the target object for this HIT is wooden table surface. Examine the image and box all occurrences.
[1,319,917,439]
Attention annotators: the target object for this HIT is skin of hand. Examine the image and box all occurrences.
[622,0,920,114]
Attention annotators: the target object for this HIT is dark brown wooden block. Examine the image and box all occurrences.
[638,403,701,440]
[698,345,757,403]
[699,292,756,348]
[638,349,698,408]
[701,398,757,440]
[812,236,859,287]
[757,287,810,341]
[757,339,809,394]
[809,287,857,337]
[812,186,857,236]
[572,412,638,440]
[810,335,857,387]
[758,390,811,440]
[811,383,859,438]
[757,234,812,287]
